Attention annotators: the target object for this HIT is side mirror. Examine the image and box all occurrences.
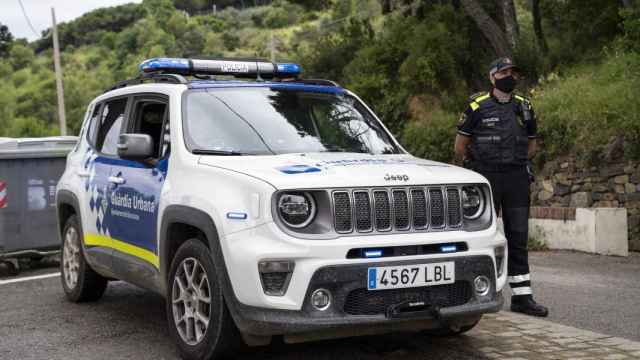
[117,134,154,160]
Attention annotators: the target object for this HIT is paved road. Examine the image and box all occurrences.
[1,251,639,359]
[509,251,640,341]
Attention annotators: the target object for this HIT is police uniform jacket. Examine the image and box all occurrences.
[457,92,537,167]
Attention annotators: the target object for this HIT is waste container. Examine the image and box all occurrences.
[0,136,77,274]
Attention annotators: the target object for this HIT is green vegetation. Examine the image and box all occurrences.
[0,0,637,166]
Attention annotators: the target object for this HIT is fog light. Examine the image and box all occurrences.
[311,288,332,311]
[258,261,294,296]
[494,246,505,277]
[474,276,491,296]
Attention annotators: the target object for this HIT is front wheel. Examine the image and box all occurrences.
[167,239,240,360]
[60,215,108,302]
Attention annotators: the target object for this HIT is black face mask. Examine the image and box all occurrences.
[494,75,517,93]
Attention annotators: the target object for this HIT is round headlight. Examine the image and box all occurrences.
[278,192,316,228]
[462,186,484,220]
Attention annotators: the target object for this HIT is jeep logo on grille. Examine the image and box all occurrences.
[384,174,409,182]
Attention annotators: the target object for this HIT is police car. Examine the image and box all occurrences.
[55,58,507,359]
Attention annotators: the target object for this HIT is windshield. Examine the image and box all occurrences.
[183,87,401,155]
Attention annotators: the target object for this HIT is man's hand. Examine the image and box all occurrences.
[454,134,471,157]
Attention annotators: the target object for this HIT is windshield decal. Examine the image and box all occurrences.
[277,164,322,174]
[315,158,412,168]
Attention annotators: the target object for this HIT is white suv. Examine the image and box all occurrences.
[56,58,507,360]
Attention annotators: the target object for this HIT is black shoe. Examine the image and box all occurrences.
[510,297,549,317]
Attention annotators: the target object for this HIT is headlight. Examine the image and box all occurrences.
[462,185,485,220]
[277,192,316,228]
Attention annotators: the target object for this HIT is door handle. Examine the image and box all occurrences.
[108,176,126,185]
[77,170,90,178]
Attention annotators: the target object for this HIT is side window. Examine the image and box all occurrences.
[86,104,102,147]
[96,98,128,156]
[129,98,168,158]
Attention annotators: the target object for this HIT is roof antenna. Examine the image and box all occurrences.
[255,55,264,82]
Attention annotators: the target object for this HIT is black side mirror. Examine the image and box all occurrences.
[117,134,154,160]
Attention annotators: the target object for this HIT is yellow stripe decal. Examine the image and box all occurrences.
[515,95,525,101]
[470,102,479,111]
[475,93,490,102]
[84,233,159,268]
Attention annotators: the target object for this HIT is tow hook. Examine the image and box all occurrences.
[386,300,440,319]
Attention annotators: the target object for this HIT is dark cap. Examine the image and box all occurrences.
[489,57,520,77]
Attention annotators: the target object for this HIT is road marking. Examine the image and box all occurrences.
[0,272,60,285]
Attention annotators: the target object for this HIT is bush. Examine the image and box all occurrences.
[400,109,457,163]
[534,52,640,162]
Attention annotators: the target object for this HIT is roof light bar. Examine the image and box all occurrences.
[139,58,301,78]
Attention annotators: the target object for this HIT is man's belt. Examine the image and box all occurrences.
[471,162,526,172]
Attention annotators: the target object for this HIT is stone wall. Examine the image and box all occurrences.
[530,156,640,251]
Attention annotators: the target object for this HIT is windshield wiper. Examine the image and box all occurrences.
[192,149,248,156]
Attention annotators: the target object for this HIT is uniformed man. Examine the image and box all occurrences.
[454,57,549,317]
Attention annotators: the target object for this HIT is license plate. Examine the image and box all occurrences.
[367,262,455,291]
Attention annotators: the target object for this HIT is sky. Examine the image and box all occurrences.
[1,0,143,41]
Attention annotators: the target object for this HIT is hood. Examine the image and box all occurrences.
[198,153,487,189]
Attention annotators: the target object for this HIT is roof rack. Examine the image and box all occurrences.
[105,73,187,93]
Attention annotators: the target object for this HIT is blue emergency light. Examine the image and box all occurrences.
[440,245,458,253]
[139,57,302,78]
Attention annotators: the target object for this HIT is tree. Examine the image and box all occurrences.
[531,0,548,54]
[460,0,512,57]
[0,23,13,58]
[500,0,519,49]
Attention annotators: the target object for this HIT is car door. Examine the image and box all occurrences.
[80,96,130,273]
[107,94,169,285]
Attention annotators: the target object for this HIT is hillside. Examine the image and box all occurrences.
[0,0,637,166]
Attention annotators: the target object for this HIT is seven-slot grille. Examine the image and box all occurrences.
[332,186,463,234]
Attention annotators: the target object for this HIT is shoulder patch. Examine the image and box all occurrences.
[468,91,488,101]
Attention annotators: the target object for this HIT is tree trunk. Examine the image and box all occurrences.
[460,0,512,57]
[620,0,633,8]
[501,0,519,49]
[531,0,548,54]
[380,0,392,14]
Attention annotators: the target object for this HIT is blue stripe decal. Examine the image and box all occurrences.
[368,268,377,290]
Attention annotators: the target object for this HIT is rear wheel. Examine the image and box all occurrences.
[167,239,240,360]
[60,215,108,302]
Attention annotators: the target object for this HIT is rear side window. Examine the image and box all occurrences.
[86,104,102,147]
[95,98,128,156]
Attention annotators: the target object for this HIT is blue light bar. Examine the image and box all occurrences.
[138,58,301,78]
[140,58,190,73]
[364,249,383,258]
[440,245,458,253]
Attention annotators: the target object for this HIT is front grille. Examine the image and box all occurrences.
[447,188,462,227]
[343,281,471,316]
[353,191,372,232]
[333,192,352,233]
[429,189,445,228]
[373,191,391,231]
[392,190,410,230]
[331,186,463,234]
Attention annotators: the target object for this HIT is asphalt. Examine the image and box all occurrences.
[0,250,638,359]
[516,250,640,341]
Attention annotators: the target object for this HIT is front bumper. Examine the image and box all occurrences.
[229,255,502,337]
[222,221,507,310]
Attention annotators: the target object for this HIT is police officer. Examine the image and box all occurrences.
[454,57,549,317]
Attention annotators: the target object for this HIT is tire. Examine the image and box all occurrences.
[421,316,481,337]
[167,239,241,360]
[1,260,20,276]
[60,214,108,302]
